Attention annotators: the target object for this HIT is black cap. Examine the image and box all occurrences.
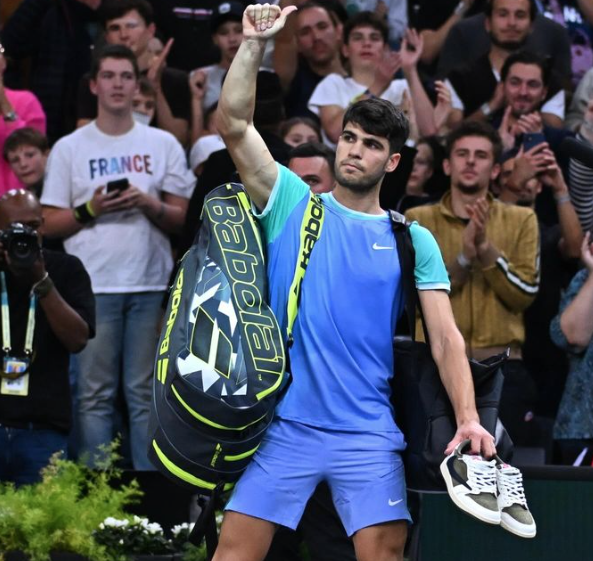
[210,2,244,33]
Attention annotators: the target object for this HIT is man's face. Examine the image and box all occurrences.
[289,156,335,194]
[343,25,386,70]
[486,0,532,50]
[6,146,48,187]
[503,63,547,116]
[90,57,138,115]
[132,91,156,119]
[104,9,155,57]
[444,135,500,194]
[335,122,399,192]
[0,197,43,238]
[499,157,541,205]
[296,7,341,65]
[213,21,243,62]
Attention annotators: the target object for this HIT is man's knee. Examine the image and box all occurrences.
[353,520,407,561]
[213,511,276,561]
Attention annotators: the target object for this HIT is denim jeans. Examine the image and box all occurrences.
[76,292,163,469]
[0,425,68,486]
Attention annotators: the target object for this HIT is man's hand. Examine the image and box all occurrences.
[101,185,149,213]
[147,38,174,91]
[242,3,297,40]
[498,106,516,152]
[461,218,478,262]
[514,111,543,135]
[434,80,453,132]
[445,419,496,458]
[189,69,207,101]
[467,197,490,253]
[537,146,567,194]
[87,185,127,216]
[400,28,423,72]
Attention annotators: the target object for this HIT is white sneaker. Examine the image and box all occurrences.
[495,460,537,538]
[440,440,500,525]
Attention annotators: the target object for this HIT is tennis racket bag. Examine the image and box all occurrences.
[148,182,288,494]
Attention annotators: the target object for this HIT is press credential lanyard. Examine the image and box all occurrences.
[0,272,36,359]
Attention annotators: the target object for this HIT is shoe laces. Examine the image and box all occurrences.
[497,465,527,508]
[462,456,497,495]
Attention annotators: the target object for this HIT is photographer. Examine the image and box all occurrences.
[0,190,94,486]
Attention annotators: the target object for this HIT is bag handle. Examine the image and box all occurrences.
[389,210,430,344]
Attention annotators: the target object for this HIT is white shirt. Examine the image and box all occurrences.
[41,122,196,293]
[308,74,409,148]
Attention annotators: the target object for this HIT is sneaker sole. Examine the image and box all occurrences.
[440,456,501,525]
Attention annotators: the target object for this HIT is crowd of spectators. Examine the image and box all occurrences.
[1,0,593,488]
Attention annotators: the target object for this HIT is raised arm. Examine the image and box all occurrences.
[217,4,297,210]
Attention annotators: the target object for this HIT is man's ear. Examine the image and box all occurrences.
[490,162,501,181]
[90,79,97,96]
[443,158,451,177]
[385,152,401,173]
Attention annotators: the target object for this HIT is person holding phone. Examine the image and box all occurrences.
[39,44,195,470]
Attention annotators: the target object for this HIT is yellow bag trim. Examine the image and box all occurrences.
[286,194,324,344]
[152,440,234,491]
[224,444,260,462]
[172,384,268,430]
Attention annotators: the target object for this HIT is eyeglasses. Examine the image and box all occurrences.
[106,20,142,33]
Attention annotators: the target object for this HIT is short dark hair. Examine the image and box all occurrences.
[298,0,345,26]
[90,44,140,80]
[280,117,322,142]
[3,128,49,161]
[100,0,154,27]
[289,141,335,172]
[485,0,536,21]
[343,11,388,45]
[500,50,551,86]
[445,121,503,162]
[343,98,409,154]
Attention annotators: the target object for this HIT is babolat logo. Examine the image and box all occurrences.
[206,196,284,375]
[159,269,184,355]
[299,196,323,270]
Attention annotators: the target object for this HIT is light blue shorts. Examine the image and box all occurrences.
[225,418,411,536]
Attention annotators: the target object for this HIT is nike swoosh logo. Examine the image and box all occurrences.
[388,498,403,506]
[372,243,394,250]
[447,456,471,490]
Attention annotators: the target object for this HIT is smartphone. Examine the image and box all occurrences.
[522,132,546,152]
[106,178,130,193]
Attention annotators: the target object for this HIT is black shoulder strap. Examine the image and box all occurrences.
[388,211,430,344]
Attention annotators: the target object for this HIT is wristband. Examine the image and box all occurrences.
[31,273,54,299]
[457,252,472,269]
[554,193,571,205]
[74,201,96,224]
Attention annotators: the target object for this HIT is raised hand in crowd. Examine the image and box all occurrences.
[189,69,208,144]
[242,3,297,39]
[399,28,423,72]
[499,106,517,152]
[434,80,453,135]
[399,89,418,142]
[147,38,174,92]
[370,49,402,96]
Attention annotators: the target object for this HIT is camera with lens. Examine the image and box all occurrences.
[0,223,41,267]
